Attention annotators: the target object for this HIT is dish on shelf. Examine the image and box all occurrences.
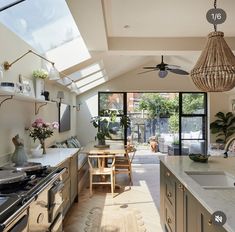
[0,82,15,92]
[189,153,210,163]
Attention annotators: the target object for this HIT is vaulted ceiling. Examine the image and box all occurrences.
[64,0,235,91]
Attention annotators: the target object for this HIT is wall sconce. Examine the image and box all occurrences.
[73,103,81,111]
[3,50,60,80]
[70,81,78,93]
[60,76,78,93]
[56,91,64,103]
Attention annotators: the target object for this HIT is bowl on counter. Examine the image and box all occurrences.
[189,153,210,163]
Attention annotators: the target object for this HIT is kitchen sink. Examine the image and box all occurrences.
[185,171,235,189]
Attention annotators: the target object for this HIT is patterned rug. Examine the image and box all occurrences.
[84,206,146,232]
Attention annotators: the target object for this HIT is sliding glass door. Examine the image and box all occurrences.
[98,92,208,154]
[179,93,207,155]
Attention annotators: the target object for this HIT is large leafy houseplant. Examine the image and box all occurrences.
[210,112,235,144]
[91,110,130,145]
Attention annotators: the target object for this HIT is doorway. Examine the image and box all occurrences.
[98,92,207,155]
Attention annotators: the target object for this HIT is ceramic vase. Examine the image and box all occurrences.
[35,78,45,99]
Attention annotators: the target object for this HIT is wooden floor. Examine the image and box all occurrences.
[64,150,164,232]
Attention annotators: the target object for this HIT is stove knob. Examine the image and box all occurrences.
[37,213,44,224]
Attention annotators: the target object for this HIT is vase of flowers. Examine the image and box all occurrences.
[29,118,59,154]
[32,69,48,99]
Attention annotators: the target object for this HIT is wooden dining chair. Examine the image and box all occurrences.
[88,154,116,197]
[114,145,136,186]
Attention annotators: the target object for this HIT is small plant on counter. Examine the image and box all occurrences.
[29,118,59,154]
[32,69,48,79]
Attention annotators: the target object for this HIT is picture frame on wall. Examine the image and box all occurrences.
[19,76,35,98]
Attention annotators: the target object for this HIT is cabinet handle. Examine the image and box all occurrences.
[167,217,172,224]
[178,184,185,192]
[208,219,212,226]
[167,192,172,198]
[166,172,170,177]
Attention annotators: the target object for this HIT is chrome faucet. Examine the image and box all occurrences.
[224,136,235,158]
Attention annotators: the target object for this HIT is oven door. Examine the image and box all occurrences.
[48,180,64,223]
[3,209,28,232]
[49,212,62,232]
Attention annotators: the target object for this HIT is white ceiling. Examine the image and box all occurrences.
[104,0,235,37]
[65,0,235,91]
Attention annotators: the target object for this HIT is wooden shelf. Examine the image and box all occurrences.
[0,89,55,114]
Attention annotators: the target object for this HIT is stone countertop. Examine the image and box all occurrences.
[28,148,79,167]
[159,156,235,232]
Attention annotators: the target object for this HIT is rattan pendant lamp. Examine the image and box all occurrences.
[190,0,235,92]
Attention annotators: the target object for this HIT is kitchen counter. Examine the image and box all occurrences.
[28,148,79,167]
[159,156,235,232]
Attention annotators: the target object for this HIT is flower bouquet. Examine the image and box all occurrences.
[29,118,59,154]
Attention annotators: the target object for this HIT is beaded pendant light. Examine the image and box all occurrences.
[190,0,235,92]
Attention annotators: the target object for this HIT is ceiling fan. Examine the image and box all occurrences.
[139,55,189,78]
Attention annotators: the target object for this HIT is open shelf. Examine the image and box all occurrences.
[0,89,55,114]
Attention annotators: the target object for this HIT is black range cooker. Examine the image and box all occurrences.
[0,162,63,232]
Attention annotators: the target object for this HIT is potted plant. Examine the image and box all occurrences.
[32,69,48,99]
[210,112,235,145]
[91,110,130,146]
[172,139,179,147]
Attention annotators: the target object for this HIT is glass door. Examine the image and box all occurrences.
[98,92,126,143]
[179,93,207,155]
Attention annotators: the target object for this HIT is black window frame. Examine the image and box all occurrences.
[179,92,208,155]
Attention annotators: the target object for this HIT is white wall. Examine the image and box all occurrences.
[0,24,77,161]
[76,66,232,145]
[208,93,230,143]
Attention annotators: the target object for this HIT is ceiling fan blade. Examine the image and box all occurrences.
[138,69,157,74]
[166,64,181,69]
[168,69,189,75]
[143,67,158,69]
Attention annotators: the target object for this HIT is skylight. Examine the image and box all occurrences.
[68,62,103,81]
[0,0,90,70]
[75,71,106,88]
[0,0,77,52]
[76,77,107,94]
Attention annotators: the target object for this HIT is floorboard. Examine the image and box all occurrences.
[64,149,164,232]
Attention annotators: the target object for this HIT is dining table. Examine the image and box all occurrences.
[83,141,127,189]
[83,141,126,155]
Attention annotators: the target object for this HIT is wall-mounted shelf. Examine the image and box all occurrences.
[0,89,55,115]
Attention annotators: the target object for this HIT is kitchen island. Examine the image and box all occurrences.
[160,156,235,232]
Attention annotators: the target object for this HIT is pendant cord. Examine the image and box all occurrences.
[214,0,217,31]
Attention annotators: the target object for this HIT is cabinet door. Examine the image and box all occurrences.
[160,161,165,226]
[165,199,176,232]
[184,189,199,232]
[70,153,78,203]
[175,180,184,232]
[199,206,227,232]
[62,178,71,216]
[59,159,70,182]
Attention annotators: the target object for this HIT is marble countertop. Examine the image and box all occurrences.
[159,156,235,232]
[28,148,79,167]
